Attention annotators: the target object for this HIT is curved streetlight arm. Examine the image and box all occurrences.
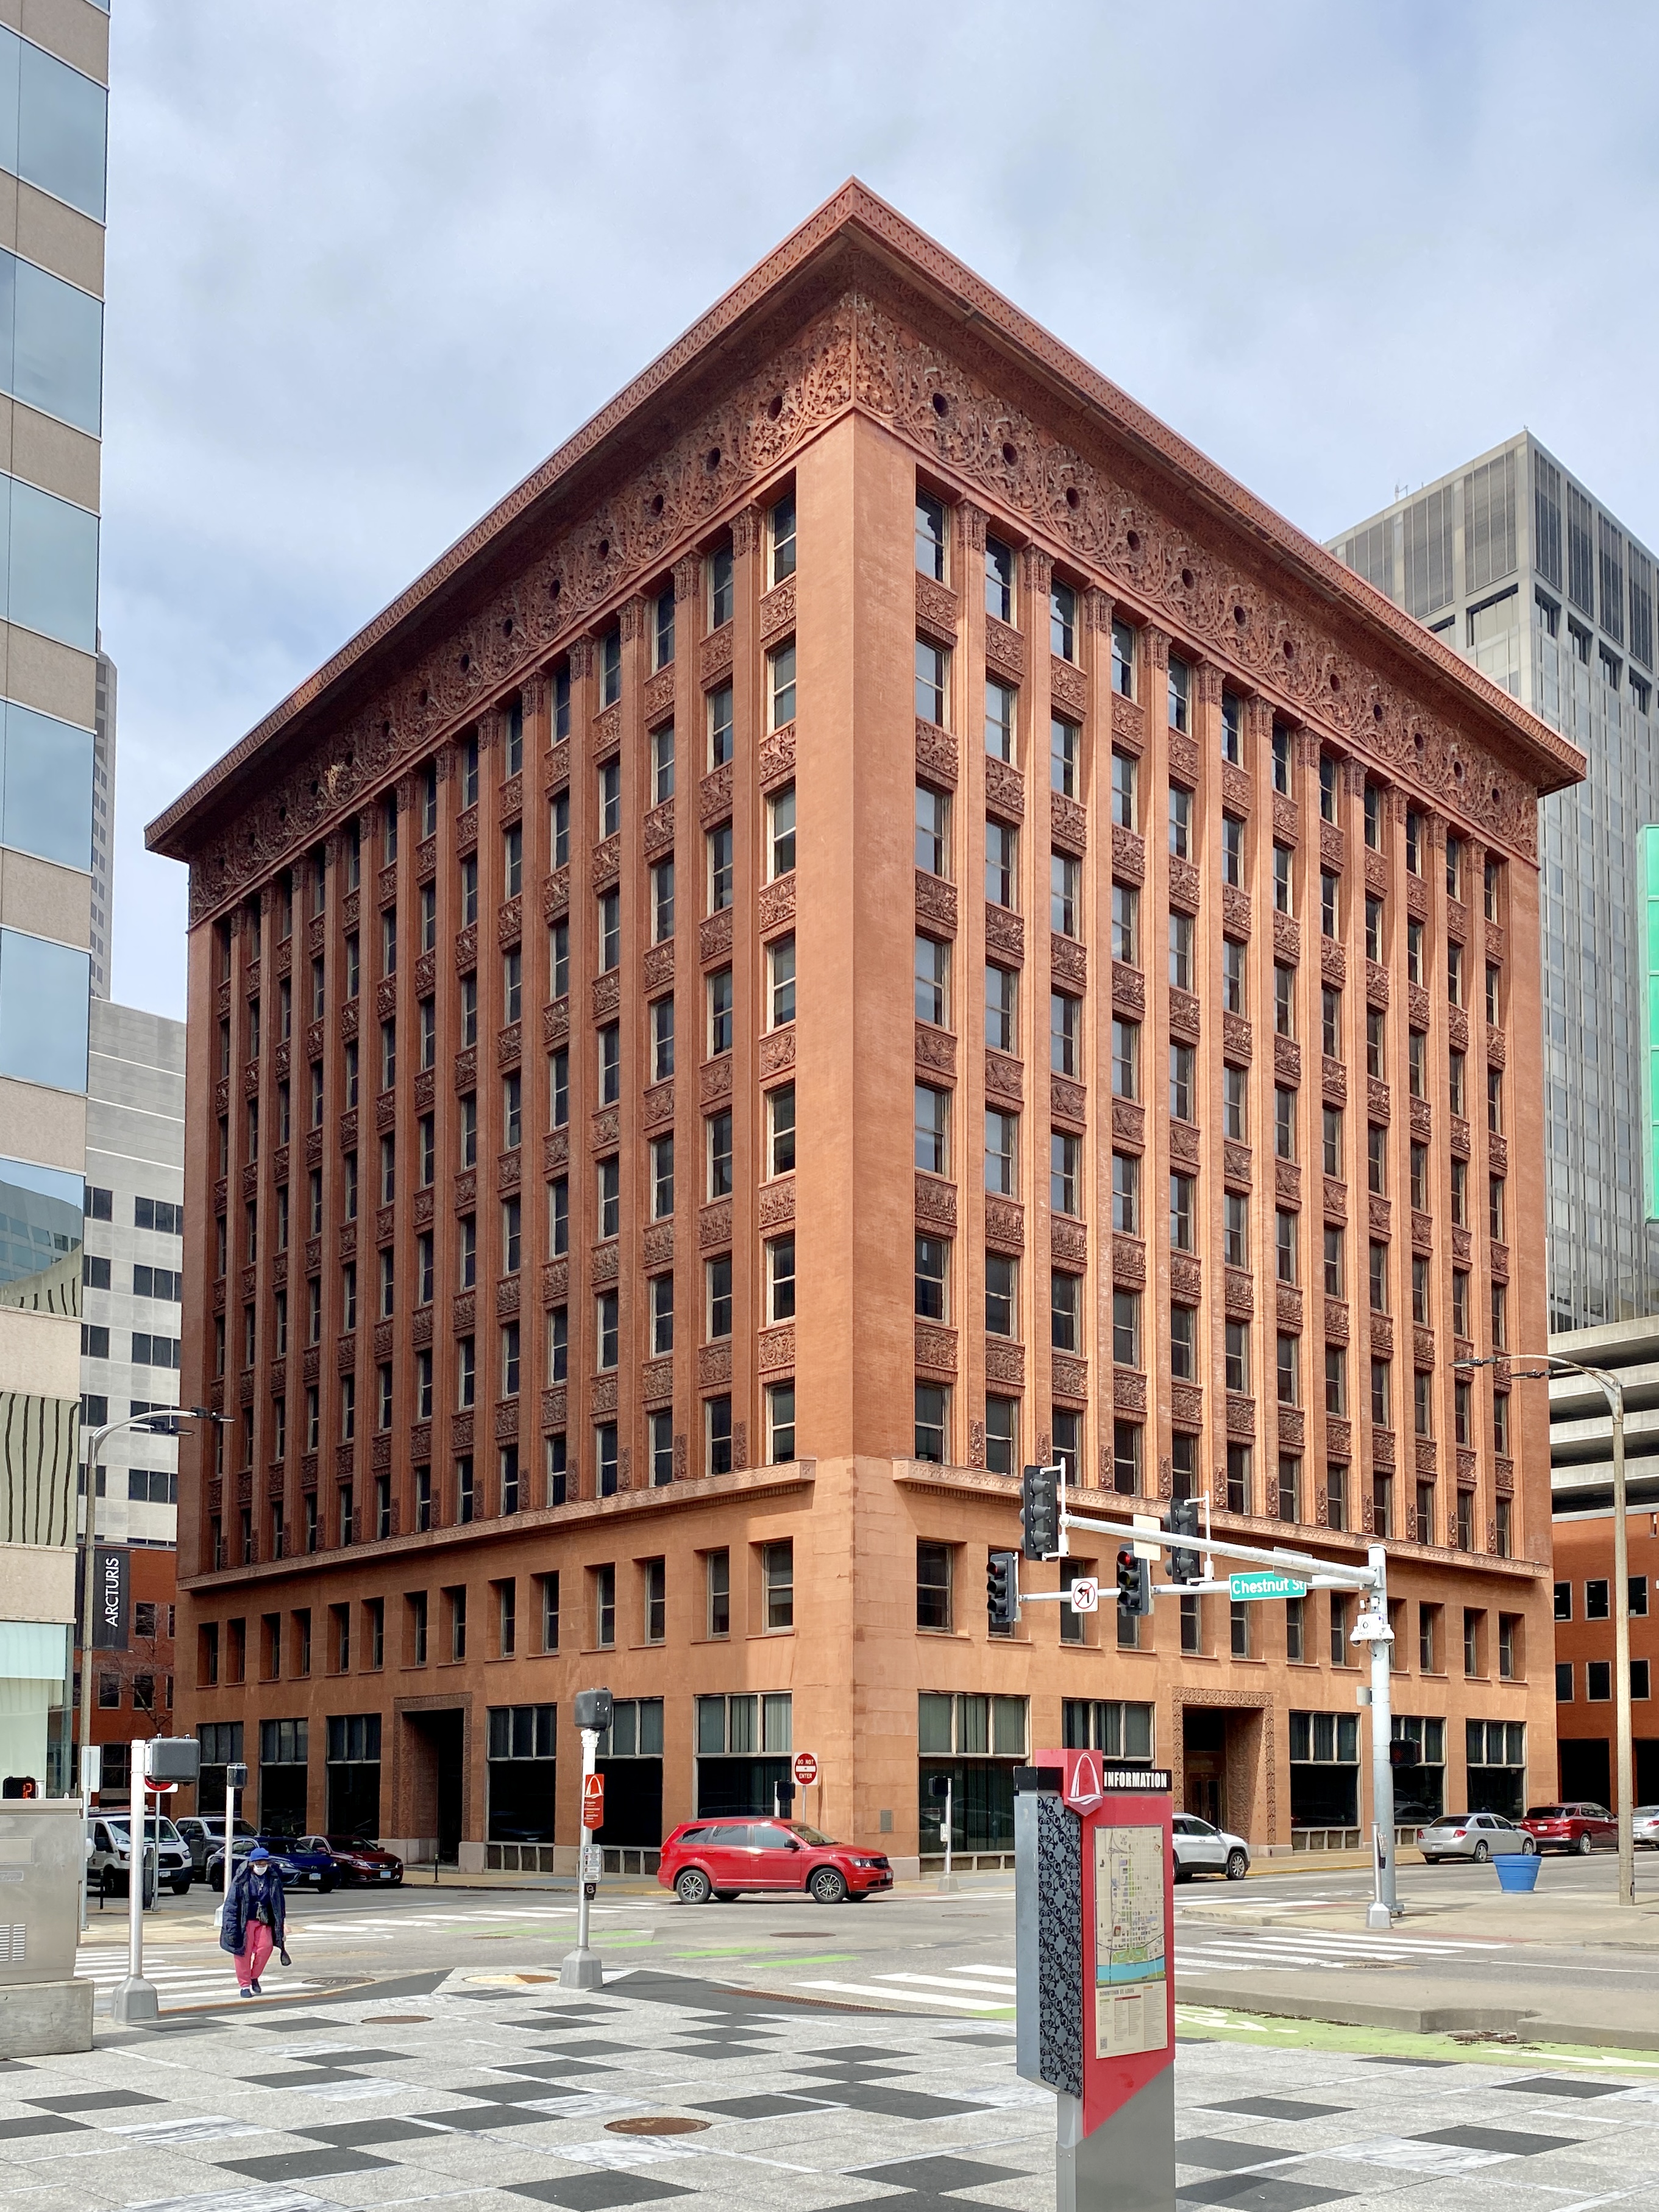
[77,1408,225,1790]
[1453,1350,1633,1907]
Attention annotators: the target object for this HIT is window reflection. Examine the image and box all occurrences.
[0,249,101,433]
[0,30,108,221]
[0,698,91,868]
[0,926,89,1091]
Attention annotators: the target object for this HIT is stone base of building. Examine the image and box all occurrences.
[0,1977,93,2057]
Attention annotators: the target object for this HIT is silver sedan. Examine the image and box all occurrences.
[1635,1806,1659,1849]
[1418,1811,1536,1863]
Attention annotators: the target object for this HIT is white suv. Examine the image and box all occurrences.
[1171,1813,1250,1882]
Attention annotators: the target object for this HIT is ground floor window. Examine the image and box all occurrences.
[1466,1718,1525,1818]
[486,1704,555,1844]
[196,1720,243,1819]
[325,1713,382,1837]
[1288,1709,1359,1829]
[596,1698,663,1845]
[696,1692,791,1818]
[258,1718,309,1835]
[1062,1700,1154,1762]
[1389,1715,1445,1825]
[917,1691,1028,1854]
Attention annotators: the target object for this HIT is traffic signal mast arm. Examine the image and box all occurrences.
[1049,1509,1382,1593]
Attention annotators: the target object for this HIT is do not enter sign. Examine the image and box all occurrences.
[792,1753,819,1788]
[581,1771,605,1830]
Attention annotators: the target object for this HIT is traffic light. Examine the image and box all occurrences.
[1115,1547,1151,1616]
[1021,1464,1059,1561]
[1388,1739,1421,1769]
[987,1550,1020,1628]
[1,1776,38,1799]
[1166,1497,1201,1584]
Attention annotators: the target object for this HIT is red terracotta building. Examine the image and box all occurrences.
[147,185,1581,1873]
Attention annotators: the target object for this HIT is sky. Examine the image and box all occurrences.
[102,0,1659,1018]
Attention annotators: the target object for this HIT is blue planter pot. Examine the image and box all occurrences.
[1494,1851,1541,1891]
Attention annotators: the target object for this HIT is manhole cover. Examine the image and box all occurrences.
[606,2116,711,2137]
[767,1932,827,1940]
[371,2015,431,2024]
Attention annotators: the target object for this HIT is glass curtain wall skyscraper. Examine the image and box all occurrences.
[0,0,107,1793]
[1332,433,1659,1332]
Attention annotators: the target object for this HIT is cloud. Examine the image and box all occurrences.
[104,0,1659,1013]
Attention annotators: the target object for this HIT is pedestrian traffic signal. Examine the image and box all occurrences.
[1021,1464,1059,1560]
[1388,1739,1421,1769]
[1115,1547,1152,1616]
[1,1776,37,1799]
[987,1549,1020,1628]
[1166,1497,1201,1584]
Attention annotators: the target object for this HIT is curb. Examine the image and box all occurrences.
[1173,1975,1659,2052]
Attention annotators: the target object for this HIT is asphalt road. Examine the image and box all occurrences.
[71,1845,1659,2018]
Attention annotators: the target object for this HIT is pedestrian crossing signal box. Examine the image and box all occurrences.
[1015,1752,1175,2212]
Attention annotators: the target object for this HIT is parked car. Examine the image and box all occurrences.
[1519,1803,1617,1856]
[1418,1812,1536,1863]
[175,1815,257,1879]
[659,1819,893,1904]
[1171,1813,1249,1882]
[325,1836,403,1885]
[207,1834,336,1891]
[1635,1806,1659,1850]
[86,1813,193,1898]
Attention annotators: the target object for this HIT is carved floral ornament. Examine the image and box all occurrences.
[181,263,1560,923]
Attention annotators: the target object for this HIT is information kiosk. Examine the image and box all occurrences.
[1015,1751,1174,2212]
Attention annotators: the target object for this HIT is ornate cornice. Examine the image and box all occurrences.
[154,180,1579,920]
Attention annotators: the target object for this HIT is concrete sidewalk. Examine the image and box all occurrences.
[1174,1961,1659,2049]
[1181,1891,1659,1948]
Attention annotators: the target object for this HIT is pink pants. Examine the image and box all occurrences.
[236,1921,275,1990]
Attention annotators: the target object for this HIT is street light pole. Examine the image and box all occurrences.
[1455,1353,1634,1909]
[77,1409,224,1783]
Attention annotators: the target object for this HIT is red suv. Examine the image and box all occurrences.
[659,1818,893,1904]
[1519,1803,1616,1855]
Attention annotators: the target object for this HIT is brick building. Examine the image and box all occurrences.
[146,185,1581,1873]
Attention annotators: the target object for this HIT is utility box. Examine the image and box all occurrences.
[0,1801,93,2057]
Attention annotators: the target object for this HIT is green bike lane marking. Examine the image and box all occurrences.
[1175,2003,1659,2069]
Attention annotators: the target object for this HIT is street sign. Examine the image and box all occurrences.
[580,1842,602,1880]
[147,1781,178,1797]
[1229,1570,1306,1601]
[792,1752,819,1787]
[1067,1577,1099,1613]
[581,1772,605,1830]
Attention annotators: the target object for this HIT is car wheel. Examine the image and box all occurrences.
[320,1874,336,1893]
[712,1891,737,1902]
[1521,1838,1537,1856]
[675,1868,713,1905]
[171,1878,191,1896]
[1423,1856,1439,1865]
[1574,1831,1593,1856]
[1472,1841,1490,1863]
[809,1867,848,1905]
[1224,1849,1248,1882]
[1173,1864,1192,1884]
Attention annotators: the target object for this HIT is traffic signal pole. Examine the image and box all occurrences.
[1043,1500,1400,1924]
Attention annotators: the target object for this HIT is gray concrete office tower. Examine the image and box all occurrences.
[1332,433,1659,1335]
[79,1001,185,1546]
[0,0,108,1793]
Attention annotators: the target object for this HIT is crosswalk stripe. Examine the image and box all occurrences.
[800,1979,1011,2013]
[956,1964,1017,1978]
[884,1991,1026,2008]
